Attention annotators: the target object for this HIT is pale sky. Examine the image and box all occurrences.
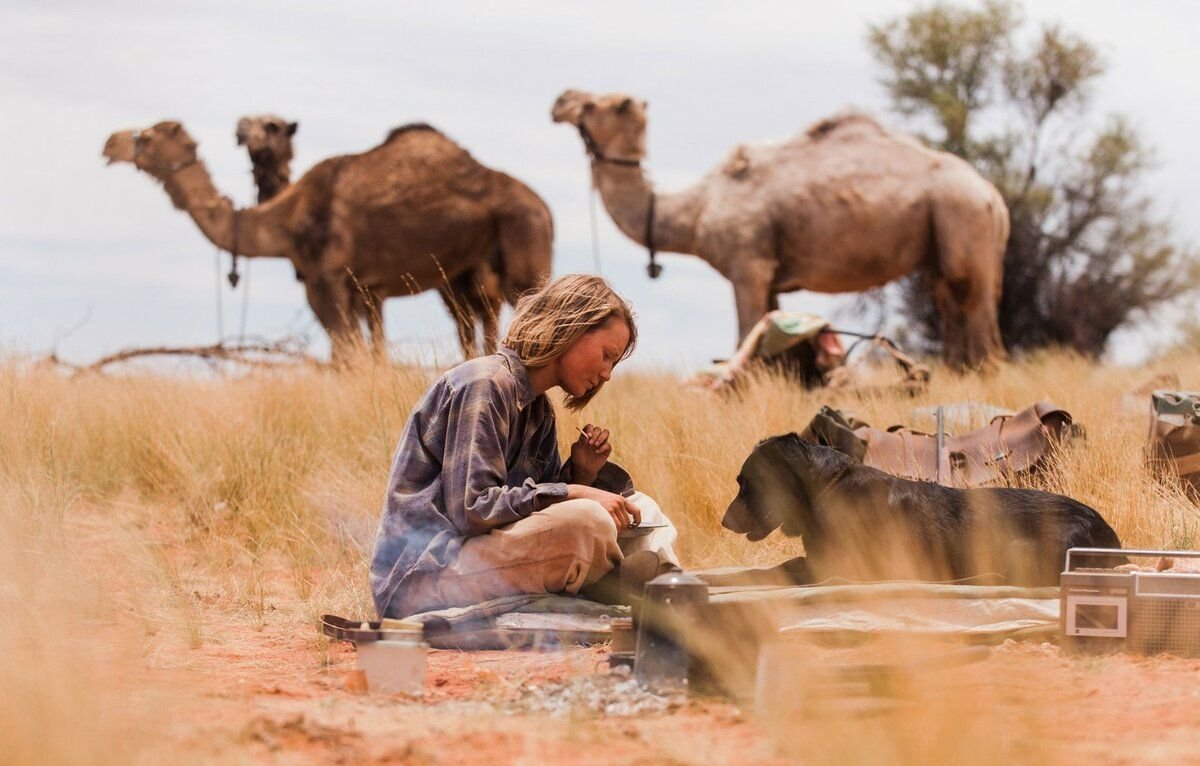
[2,0,1197,370]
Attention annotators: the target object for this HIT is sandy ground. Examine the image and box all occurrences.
[102,571,1200,765]
[135,622,1200,765]
[59,505,1200,766]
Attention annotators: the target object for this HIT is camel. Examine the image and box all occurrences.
[551,90,1008,367]
[235,114,297,204]
[104,120,553,362]
[234,114,508,358]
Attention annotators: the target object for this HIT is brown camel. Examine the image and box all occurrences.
[234,114,507,358]
[552,90,1008,367]
[104,120,552,362]
[235,114,297,204]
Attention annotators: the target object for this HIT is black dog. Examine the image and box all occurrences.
[721,434,1123,586]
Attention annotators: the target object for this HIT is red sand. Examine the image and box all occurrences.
[69,510,1200,764]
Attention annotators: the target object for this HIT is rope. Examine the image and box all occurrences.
[645,191,660,279]
[213,247,224,341]
[238,259,251,340]
[588,183,603,274]
[236,181,257,341]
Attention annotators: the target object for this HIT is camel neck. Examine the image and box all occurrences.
[251,162,291,203]
[591,162,699,256]
[160,162,288,260]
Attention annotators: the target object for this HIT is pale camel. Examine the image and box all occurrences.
[234,115,508,357]
[551,90,1008,367]
[104,120,552,362]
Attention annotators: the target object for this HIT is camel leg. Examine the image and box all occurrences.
[928,269,1004,369]
[929,277,968,366]
[362,287,387,358]
[961,295,1005,368]
[305,275,360,364]
[730,260,775,347]
[472,263,504,355]
[496,210,553,301]
[928,273,1006,369]
[344,283,379,355]
[439,282,478,360]
[480,295,501,355]
[930,199,1008,368]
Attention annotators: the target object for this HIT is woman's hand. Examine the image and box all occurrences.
[567,484,642,529]
[569,423,611,486]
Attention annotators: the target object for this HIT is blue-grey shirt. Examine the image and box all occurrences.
[370,347,571,617]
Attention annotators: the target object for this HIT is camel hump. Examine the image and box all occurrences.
[378,122,473,163]
[382,122,443,144]
[804,111,886,140]
[722,145,753,179]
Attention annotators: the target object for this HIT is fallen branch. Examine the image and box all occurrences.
[44,336,321,376]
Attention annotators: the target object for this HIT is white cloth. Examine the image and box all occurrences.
[618,491,680,566]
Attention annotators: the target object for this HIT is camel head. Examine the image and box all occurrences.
[551,89,647,164]
[236,114,297,167]
[103,120,198,179]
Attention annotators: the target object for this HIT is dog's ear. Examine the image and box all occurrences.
[774,432,818,469]
[762,433,824,538]
[767,432,808,456]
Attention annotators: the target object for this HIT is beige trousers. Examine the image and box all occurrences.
[398,492,678,617]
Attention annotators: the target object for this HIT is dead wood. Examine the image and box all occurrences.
[43,336,321,376]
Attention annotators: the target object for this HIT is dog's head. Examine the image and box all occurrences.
[722,434,824,541]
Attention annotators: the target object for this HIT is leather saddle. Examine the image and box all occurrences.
[1147,390,1200,497]
[802,403,1079,488]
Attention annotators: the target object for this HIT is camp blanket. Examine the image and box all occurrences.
[399,581,1060,649]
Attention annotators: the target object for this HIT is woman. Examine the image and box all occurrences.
[371,274,678,619]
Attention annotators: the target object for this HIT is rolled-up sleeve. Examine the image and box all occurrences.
[439,377,567,536]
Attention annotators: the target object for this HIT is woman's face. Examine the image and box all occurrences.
[555,318,631,398]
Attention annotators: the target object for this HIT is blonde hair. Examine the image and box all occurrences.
[504,274,637,410]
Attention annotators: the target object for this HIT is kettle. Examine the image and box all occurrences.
[634,571,709,691]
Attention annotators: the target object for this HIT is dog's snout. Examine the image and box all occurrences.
[722,495,752,533]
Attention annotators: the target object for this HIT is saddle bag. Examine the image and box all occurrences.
[1147,390,1200,497]
[802,403,1077,488]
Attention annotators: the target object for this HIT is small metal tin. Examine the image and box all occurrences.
[610,616,635,654]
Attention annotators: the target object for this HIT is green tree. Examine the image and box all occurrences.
[868,0,1199,356]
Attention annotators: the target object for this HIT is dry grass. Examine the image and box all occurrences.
[2,347,1198,764]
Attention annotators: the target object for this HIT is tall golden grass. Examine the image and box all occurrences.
[1,347,1197,763]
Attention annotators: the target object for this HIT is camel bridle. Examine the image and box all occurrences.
[576,121,640,169]
[132,129,198,175]
[575,121,662,279]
